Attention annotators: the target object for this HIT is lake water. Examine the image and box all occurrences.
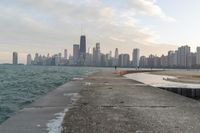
[0,65,98,124]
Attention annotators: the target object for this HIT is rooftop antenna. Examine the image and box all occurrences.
[81,24,86,35]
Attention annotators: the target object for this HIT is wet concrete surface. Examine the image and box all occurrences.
[62,71,200,133]
[0,79,84,133]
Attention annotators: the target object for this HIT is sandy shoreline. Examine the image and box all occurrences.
[150,70,200,84]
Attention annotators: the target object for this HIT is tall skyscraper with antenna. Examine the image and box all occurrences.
[80,35,86,55]
[79,35,86,64]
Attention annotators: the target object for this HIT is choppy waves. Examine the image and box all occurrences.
[0,65,96,124]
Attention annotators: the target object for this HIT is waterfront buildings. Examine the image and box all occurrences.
[64,49,68,60]
[13,52,18,65]
[119,54,130,67]
[16,35,200,69]
[93,43,101,66]
[196,47,200,65]
[27,54,32,65]
[132,48,140,68]
[79,35,86,64]
[73,44,80,65]
[177,45,191,68]
[113,48,119,66]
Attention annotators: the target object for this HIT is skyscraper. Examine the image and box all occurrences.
[64,49,68,59]
[58,53,62,65]
[196,47,200,65]
[123,54,130,67]
[80,35,86,61]
[34,53,39,65]
[168,51,174,67]
[114,48,119,66]
[119,54,130,67]
[115,48,119,59]
[92,43,100,66]
[13,52,18,65]
[27,54,32,65]
[177,45,191,68]
[73,44,80,65]
[85,53,92,66]
[132,48,140,67]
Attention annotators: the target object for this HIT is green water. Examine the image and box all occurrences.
[0,65,98,124]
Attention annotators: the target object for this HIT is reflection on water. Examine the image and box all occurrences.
[125,73,200,89]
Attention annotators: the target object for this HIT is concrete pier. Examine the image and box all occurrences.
[0,77,84,133]
[1,71,200,133]
[62,71,200,133]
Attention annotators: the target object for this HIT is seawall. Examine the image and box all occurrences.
[159,87,200,99]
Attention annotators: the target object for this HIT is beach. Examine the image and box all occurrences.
[150,70,200,84]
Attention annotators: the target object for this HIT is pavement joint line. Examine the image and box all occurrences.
[70,105,176,109]
[23,106,69,110]
[99,105,176,108]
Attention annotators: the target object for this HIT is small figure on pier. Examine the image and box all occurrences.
[115,66,117,70]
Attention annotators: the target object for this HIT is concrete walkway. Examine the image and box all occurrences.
[62,71,200,133]
[0,77,84,133]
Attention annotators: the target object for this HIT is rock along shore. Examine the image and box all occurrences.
[62,70,200,133]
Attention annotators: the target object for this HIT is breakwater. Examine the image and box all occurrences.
[159,87,200,99]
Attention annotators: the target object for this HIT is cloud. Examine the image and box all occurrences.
[0,0,176,63]
[127,0,175,22]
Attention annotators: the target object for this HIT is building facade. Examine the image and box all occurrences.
[27,54,32,65]
[13,52,18,65]
[132,48,140,67]
[73,44,80,65]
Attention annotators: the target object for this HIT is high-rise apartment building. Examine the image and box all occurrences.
[119,54,130,67]
[27,54,32,65]
[132,48,140,67]
[85,53,92,66]
[168,51,174,67]
[73,44,80,65]
[64,49,68,59]
[196,47,200,65]
[93,43,101,66]
[13,52,18,65]
[113,48,119,66]
[177,45,191,68]
[139,56,148,68]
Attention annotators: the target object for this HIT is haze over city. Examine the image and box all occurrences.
[1,0,200,63]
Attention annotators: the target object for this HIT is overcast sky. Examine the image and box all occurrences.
[0,0,200,63]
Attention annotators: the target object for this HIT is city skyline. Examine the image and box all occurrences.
[6,35,200,69]
[1,0,200,63]
[3,41,200,65]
